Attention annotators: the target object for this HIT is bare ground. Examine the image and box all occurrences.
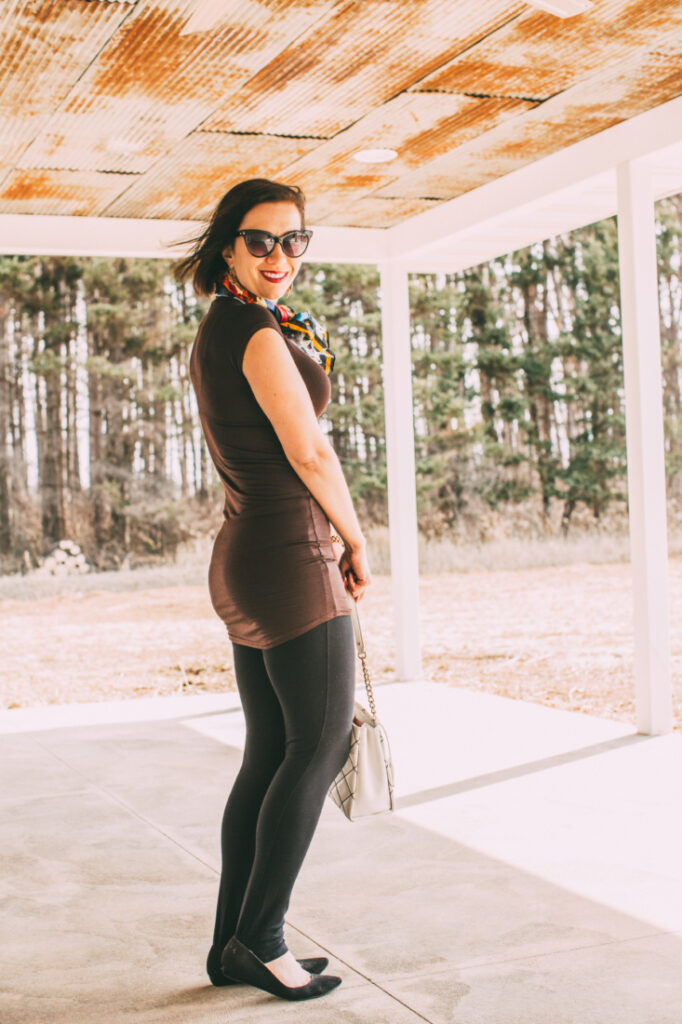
[2,559,681,732]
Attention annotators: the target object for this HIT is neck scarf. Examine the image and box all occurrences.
[217,275,335,375]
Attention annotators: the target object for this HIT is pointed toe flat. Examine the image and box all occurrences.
[220,937,341,1001]
[207,945,328,986]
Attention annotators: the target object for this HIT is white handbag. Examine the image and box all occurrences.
[328,600,395,821]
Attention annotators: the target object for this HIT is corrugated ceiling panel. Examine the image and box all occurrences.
[282,92,534,200]
[105,132,320,219]
[415,0,682,99]
[376,45,682,203]
[0,0,680,228]
[0,168,138,216]
[16,0,337,174]
[200,0,526,138]
[315,196,442,229]
[0,0,131,171]
[303,189,365,224]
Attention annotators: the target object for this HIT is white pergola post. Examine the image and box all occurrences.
[379,260,422,681]
[616,159,673,735]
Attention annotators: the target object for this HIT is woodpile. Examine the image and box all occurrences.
[36,540,90,577]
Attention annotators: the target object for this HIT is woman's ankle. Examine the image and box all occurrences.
[264,950,312,987]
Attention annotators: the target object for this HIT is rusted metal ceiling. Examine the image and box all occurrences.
[200,0,524,137]
[12,0,336,175]
[0,0,131,172]
[379,38,682,202]
[0,0,681,229]
[282,92,536,204]
[107,132,320,219]
[0,167,137,216]
[415,0,682,98]
[315,195,443,229]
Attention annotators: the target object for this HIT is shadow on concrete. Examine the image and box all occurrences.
[396,732,649,809]
[1,689,681,1024]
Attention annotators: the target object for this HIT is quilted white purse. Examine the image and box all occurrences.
[328,599,395,821]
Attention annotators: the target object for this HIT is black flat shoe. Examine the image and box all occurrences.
[220,936,342,1001]
[206,945,329,987]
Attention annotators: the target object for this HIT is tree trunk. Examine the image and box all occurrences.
[10,317,29,498]
[0,303,11,553]
[88,341,108,549]
[520,275,555,515]
[198,429,210,501]
[65,326,81,493]
[41,352,66,542]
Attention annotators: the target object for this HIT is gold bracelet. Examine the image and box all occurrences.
[330,534,343,545]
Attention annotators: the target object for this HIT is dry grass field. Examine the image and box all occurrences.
[2,535,681,732]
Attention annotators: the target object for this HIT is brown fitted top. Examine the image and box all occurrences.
[189,296,350,648]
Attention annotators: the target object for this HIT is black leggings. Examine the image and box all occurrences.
[210,615,355,963]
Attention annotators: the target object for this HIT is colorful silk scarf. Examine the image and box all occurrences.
[218,275,335,375]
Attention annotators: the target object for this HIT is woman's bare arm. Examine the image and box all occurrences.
[242,326,370,600]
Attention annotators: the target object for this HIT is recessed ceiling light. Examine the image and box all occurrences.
[523,0,592,16]
[353,148,399,164]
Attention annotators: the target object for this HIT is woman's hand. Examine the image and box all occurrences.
[336,540,371,602]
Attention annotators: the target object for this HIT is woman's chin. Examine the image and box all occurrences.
[259,274,290,298]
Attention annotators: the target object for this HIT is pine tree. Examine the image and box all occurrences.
[656,194,682,495]
[554,220,627,530]
[409,272,474,533]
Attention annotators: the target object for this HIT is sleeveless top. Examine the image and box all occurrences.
[189,296,351,648]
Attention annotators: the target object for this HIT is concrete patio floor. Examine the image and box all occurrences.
[1,681,681,1024]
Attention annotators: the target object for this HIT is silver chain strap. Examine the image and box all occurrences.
[330,533,377,719]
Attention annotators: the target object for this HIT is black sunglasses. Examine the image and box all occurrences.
[235,228,313,259]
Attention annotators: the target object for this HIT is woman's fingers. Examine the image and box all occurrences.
[339,555,370,600]
[345,574,367,601]
[337,545,371,601]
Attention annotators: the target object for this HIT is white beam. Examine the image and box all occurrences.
[0,214,203,259]
[616,158,672,736]
[0,213,388,264]
[379,260,422,681]
[307,225,389,265]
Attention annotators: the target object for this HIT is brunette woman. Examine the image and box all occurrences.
[177,179,370,1001]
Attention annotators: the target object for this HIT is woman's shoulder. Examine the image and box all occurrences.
[196,297,282,372]
[207,296,281,335]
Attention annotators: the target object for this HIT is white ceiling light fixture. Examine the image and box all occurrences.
[353,148,399,164]
[523,0,593,16]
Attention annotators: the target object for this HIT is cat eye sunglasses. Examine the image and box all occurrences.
[235,229,313,259]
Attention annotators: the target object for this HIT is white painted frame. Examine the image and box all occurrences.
[616,159,673,735]
[380,261,422,681]
[0,214,388,264]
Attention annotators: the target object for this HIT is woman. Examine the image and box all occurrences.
[177,178,371,1001]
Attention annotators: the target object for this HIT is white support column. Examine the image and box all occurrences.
[616,159,672,735]
[379,261,422,681]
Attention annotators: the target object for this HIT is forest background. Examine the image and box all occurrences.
[1,194,682,577]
